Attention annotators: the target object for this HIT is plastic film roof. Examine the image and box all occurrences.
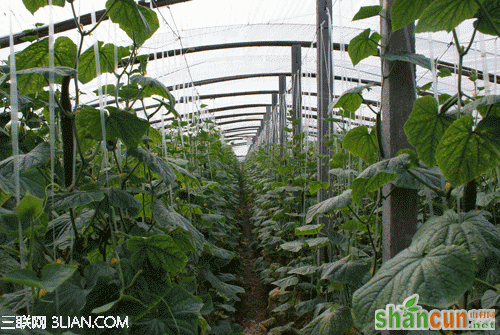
[2,0,500,157]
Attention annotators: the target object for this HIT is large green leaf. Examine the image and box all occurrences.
[380,52,432,70]
[203,270,245,302]
[330,84,373,113]
[412,210,500,271]
[1,263,76,292]
[404,96,454,167]
[106,0,159,46]
[45,209,94,248]
[130,74,175,102]
[352,6,382,21]
[154,284,203,335]
[48,191,104,212]
[435,115,500,186]
[390,0,434,32]
[300,306,353,335]
[127,235,188,276]
[415,0,479,33]
[22,0,65,14]
[106,106,150,148]
[474,0,500,36]
[305,189,352,223]
[11,37,76,94]
[78,42,130,84]
[128,147,176,184]
[14,192,43,223]
[352,244,474,333]
[0,142,50,174]
[295,224,324,236]
[75,106,102,143]
[321,256,370,288]
[342,126,378,164]
[272,276,299,289]
[348,29,381,66]
[351,154,413,205]
[151,199,206,254]
[106,187,142,217]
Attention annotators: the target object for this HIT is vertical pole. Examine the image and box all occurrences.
[279,75,287,158]
[380,0,418,264]
[272,93,278,147]
[292,45,302,152]
[266,106,272,150]
[317,0,333,264]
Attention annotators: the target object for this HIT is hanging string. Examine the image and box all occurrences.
[9,3,23,268]
[427,33,439,100]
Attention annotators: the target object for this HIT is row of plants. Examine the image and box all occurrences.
[1,1,247,334]
[244,0,500,333]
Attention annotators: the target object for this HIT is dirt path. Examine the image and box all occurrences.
[235,186,270,335]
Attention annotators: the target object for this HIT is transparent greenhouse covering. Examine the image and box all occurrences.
[1,0,499,157]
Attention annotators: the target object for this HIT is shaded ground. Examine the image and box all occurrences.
[235,187,270,335]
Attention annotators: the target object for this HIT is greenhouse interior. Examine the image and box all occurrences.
[0,0,500,334]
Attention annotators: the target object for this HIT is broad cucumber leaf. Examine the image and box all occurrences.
[305,189,352,223]
[394,166,446,191]
[78,42,130,84]
[308,181,330,194]
[352,5,382,21]
[413,210,500,271]
[1,263,76,292]
[22,0,65,14]
[106,188,142,217]
[14,192,43,223]
[288,265,317,276]
[295,224,324,236]
[151,199,206,254]
[321,256,370,288]
[330,83,376,114]
[75,106,102,143]
[348,29,381,66]
[352,244,475,333]
[329,168,358,180]
[305,237,330,248]
[342,126,378,164]
[380,52,432,70]
[462,95,500,117]
[11,36,76,94]
[404,96,454,167]
[351,154,413,205]
[436,115,500,186]
[106,0,159,46]
[130,74,175,102]
[415,0,479,33]
[272,276,299,289]
[106,106,150,148]
[280,240,305,252]
[300,306,353,335]
[202,270,245,301]
[48,191,104,212]
[474,0,500,36]
[127,235,188,276]
[0,142,50,174]
[128,147,176,184]
[390,0,434,32]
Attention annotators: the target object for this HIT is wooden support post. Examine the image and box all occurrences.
[292,45,302,152]
[279,75,287,158]
[380,0,418,264]
[317,0,333,264]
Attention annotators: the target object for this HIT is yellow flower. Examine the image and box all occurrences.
[445,182,451,190]
[91,174,97,181]
[56,259,62,264]
[203,203,207,207]
[39,289,47,297]
[120,173,125,178]
[111,257,118,265]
